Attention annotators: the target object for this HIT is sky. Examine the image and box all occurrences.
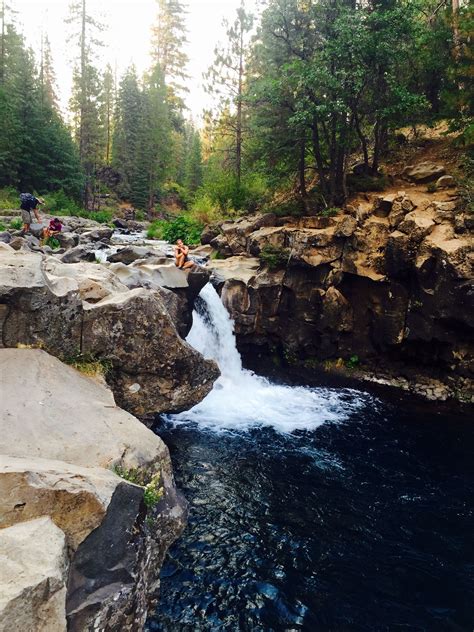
[13,0,259,122]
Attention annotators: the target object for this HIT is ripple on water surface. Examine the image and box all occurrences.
[146,284,474,630]
[146,402,474,632]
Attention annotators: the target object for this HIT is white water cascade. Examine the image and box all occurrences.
[169,283,369,432]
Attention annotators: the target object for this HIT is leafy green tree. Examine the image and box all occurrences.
[246,0,429,206]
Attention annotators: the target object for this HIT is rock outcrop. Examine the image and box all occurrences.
[0,516,68,632]
[0,348,187,631]
[0,245,219,416]
[204,194,473,403]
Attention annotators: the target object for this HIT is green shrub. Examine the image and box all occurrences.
[320,207,340,217]
[45,236,61,250]
[10,217,22,230]
[135,210,145,221]
[0,222,5,231]
[86,210,113,224]
[346,354,360,369]
[147,215,203,245]
[113,465,164,508]
[0,187,18,210]
[259,244,290,270]
[147,220,165,240]
[44,190,82,216]
[426,182,437,193]
[202,171,269,213]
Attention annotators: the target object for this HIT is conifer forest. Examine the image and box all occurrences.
[0,0,471,227]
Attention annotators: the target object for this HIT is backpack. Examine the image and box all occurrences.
[20,193,37,207]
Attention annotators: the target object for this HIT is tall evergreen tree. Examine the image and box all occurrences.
[0,15,81,195]
[112,65,142,202]
[101,64,115,164]
[138,64,172,212]
[184,126,203,197]
[151,0,190,114]
[67,0,105,207]
[204,3,253,185]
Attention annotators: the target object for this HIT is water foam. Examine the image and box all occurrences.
[169,283,370,432]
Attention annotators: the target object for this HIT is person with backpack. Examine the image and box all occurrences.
[20,193,44,234]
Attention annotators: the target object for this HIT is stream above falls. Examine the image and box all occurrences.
[146,285,474,631]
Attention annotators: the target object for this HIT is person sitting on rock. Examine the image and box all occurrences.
[20,193,44,234]
[43,217,63,240]
[174,238,194,269]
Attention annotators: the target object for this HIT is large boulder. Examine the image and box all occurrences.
[108,245,167,265]
[79,227,114,243]
[56,232,79,250]
[398,211,435,242]
[0,247,219,415]
[60,243,99,263]
[402,162,445,183]
[0,348,188,631]
[0,517,68,632]
[82,288,219,415]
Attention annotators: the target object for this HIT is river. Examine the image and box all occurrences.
[146,284,474,631]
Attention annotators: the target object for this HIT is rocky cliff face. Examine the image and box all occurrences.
[205,192,473,403]
[0,349,187,631]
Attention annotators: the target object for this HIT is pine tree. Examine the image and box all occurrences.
[137,64,172,212]
[101,64,115,164]
[151,0,190,115]
[0,16,82,196]
[184,126,203,197]
[112,65,143,202]
[67,0,105,208]
[204,3,253,185]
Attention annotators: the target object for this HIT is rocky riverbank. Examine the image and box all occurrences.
[0,219,220,630]
[203,181,473,405]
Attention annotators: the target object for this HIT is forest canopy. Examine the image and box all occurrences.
[0,0,471,216]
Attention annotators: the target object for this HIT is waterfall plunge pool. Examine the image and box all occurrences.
[146,285,474,631]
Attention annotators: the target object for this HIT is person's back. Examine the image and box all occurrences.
[19,193,44,233]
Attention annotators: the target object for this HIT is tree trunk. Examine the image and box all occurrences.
[298,138,308,212]
[79,0,86,164]
[328,114,337,206]
[236,19,244,186]
[0,0,5,86]
[311,116,328,200]
[452,0,460,57]
[106,99,111,164]
[353,108,369,168]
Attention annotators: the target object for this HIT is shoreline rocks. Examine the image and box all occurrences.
[0,348,188,630]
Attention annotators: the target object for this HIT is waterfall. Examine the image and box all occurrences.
[169,283,369,432]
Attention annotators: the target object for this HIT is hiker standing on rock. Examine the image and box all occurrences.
[174,238,194,269]
[20,193,44,234]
